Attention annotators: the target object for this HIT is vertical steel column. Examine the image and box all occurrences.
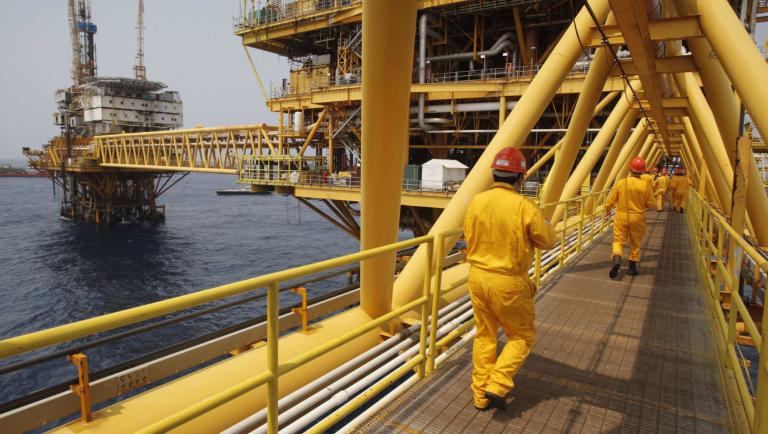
[360,0,418,318]
[540,14,617,216]
[392,0,612,308]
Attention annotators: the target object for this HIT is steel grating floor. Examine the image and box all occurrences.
[354,211,748,433]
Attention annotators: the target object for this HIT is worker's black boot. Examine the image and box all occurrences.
[628,260,639,276]
[484,391,507,411]
[609,255,621,279]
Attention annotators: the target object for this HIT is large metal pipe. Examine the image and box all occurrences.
[426,32,516,62]
[683,0,768,247]
[410,100,519,114]
[360,0,418,319]
[391,0,612,310]
[418,13,439,131]
[539,14,617,219]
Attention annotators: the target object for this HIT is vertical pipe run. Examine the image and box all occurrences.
[266,282,279,434]
[360,0,418,318]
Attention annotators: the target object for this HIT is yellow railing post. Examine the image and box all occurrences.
[417,238,434,379]
[755,261,768,434]
[559,206,568,266]
[577,198,584,252]
[427,233,445,375]
[534,248,542,287]
[67,353,92,423]
[266,281,280,434]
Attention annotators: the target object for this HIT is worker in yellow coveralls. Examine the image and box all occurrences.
[669,167,691,213]
[464,147,556,411]
[605,156,655,278]
[653,168,669,212]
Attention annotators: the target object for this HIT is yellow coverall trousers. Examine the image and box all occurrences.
[612,211,646,262]
[468,267,536,407]
[655,189,666,211]
[672,190,686,211]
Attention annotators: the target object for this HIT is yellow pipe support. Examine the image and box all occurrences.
[523,91,618,181]
[540,15,617,218]
[684,114,733,211]
[550,85,637,224]
[359,0,418,319]
[682,130,722,209]
[298,108,328,156]
[392,0,612,309]
[684,0,768,246]
[242,45,270,104]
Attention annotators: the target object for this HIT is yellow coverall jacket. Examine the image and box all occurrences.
[641,173,655,190]
[464,182,556,407]
[669,175,691,211]
[605,175,654,262]
[653,175,669,211]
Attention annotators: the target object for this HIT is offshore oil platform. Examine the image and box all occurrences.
[24,0,183,225]
[5,0,768,433]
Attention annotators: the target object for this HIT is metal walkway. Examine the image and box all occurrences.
[355,212,748,433]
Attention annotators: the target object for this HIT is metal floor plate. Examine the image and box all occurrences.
[354,212,747,433]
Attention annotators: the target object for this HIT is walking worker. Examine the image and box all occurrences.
[669,167,691,213]
[653,167,669,212]
[464,147,556,411]
[605,156,655,278]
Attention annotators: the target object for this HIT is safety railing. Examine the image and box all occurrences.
[0,188,615,433]
[687,191,768,431]
[236,0,360,31]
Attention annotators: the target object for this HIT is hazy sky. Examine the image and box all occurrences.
[0,0,285,159]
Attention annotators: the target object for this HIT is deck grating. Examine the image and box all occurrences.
[353,212,747,433]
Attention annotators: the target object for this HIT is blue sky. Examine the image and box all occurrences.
[0,0,284,159]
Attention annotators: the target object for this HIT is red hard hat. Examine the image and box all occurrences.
[629,157,646,174]
[661,168,668,175]
[675,168,684,175]
[491,147,527,174]
[650,167,658,173]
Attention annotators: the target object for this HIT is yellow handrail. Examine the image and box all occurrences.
[0,188,617,433]
[687,191,767,430]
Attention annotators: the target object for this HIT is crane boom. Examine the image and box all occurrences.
[134,0,147,80]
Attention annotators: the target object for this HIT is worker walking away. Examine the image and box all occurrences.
[669,167,690,213]
[464,147,556,411]
[653,167,669,212]
[605,156,655,278]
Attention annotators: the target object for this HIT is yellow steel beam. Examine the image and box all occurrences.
[269,77,628,111]
[584,15,703,47]
[612,55,697,76]
[610,0,671,152]
[294,187,452,209]
[631,96,688,110]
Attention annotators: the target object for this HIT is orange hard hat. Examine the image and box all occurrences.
[491,147,527,174]
[675,167,684,175]
[629,156,646,174]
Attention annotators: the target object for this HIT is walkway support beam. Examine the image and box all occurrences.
[681,0,768,246]
[550,85,637,224]
[360,0,418,318]
[540,14,616,217]
[392,0,612,309]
